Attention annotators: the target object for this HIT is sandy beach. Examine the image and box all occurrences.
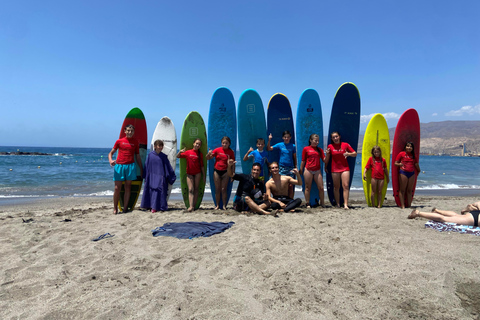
[1,193,479,319]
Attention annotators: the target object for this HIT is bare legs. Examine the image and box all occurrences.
[213,171,229,210]
[304,169,325,207]
[186,173,201,211]
[371,178,385,208]
[409,209,475,225]
[113,180,132,214]
[244,197,274,215]
[332,171,351,209]
[113,181,122,214]
[398,173,415,209]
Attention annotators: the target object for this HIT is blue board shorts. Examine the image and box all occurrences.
[113,163,137,181]
[279,166,295,178]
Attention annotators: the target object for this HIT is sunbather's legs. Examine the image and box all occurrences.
[409,209,475,225]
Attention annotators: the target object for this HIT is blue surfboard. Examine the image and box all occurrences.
[296,89,323,207]
[267,93,295,165]
[208,87,237,208]
[237,89,267,177]
[326,83,361,207]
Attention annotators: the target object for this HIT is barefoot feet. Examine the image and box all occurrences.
[408,209,419,219]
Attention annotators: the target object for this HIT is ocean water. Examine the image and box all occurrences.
[1,146,479,204]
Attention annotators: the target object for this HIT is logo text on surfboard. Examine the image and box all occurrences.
[279,117,291,121]
[189,127,198,136]
[247,104,255,113]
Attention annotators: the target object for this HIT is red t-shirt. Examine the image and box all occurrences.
[395,151,417,172]
[212,147,235,171]
[179,149,203,175]
[113,137,139,164]
[366,156,387,180]
[302,146,325,171]
[327,142,355,172]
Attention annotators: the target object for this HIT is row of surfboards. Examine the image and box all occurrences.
[117,83,420,211]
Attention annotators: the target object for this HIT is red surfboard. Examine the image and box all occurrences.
[118,107,148,211]
[391,108,420,207]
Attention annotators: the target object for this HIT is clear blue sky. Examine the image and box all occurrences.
[1,0,479,148]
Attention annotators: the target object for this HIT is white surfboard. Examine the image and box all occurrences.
[151,117,177,199]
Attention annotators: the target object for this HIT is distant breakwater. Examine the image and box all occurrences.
[0,152,68,156]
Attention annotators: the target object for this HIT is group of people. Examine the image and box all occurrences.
[107,125,423,215]
[108,125,177,214]
[109,124,480,228]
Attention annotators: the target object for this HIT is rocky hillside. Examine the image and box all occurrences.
[354,121,480,156]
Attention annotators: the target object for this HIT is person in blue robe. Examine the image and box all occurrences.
[141,140,176,212]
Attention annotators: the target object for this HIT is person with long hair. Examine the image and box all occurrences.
[363,146,389,208]
[206,136,235,210]
[324,131,357,209]
[300,133,325,208]
[177,138,205,212]
[395,141,420,209]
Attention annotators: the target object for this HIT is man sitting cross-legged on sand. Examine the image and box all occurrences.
[227,159,276,215]
[265,162,303,212]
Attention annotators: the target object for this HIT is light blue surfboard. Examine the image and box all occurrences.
[237,89,267,177]
[267,93,295,164]
[208,87,237,208]
[326,82,361,207]
[296,89,323,207]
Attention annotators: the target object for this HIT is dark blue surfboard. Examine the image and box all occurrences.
[267,93,295,164]
[326,83,361,207]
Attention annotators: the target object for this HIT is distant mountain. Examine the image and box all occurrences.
[353,121,480,156]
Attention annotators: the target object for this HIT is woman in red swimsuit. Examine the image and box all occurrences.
[206,136,235,210]
[324,132,357,209]
[177,138,205,212]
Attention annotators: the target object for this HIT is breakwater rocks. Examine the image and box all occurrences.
[0,151,68,156]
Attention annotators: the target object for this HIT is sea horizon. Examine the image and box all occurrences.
[1,145,479,205]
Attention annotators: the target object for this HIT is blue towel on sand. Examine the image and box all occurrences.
[151,221,235,239]
[425,220,480,236]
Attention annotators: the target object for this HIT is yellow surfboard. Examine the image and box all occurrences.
[362,114,390,207]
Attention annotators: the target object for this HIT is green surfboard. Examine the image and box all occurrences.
[179,111,208,209]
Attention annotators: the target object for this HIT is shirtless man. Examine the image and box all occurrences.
[265,161,303,212]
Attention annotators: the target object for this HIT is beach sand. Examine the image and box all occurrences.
[1,194,479,319]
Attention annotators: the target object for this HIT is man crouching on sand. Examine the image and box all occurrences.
[266,162,303,212]
[227,159,276,215]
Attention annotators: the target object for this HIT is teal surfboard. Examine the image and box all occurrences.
[208,87,237,208]
[296,89,323,206]
[326,83,361,207]
[267,93,295,164]
[237,89,267,177]
[179,111,207,209]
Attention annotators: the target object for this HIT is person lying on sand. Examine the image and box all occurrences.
[265,162,303,212]
[461,201,480,214]
[408,205,480,227]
